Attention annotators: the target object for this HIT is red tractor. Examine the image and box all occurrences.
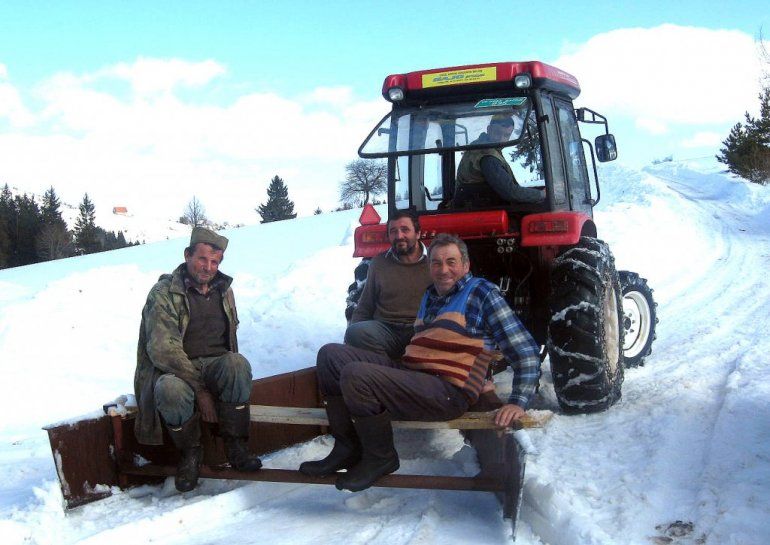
[348,61,657,414]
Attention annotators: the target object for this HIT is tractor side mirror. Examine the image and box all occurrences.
[595,134,617,162]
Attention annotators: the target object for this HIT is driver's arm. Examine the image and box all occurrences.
[480,156,543,204]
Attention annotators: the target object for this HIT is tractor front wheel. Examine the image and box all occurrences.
[618,271,657,368]
[548,237,624,414]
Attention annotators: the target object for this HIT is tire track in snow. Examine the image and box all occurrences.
[524,169,770,544]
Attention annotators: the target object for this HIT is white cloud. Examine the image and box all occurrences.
[303,86,354,108]
[100,57,227,95]
[635,118,668,135]
[553,25,765,126]
[0,65,34,127]
[0,58,386,223]
[681,131,723,149]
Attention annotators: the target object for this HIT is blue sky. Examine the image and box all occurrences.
[0,1,768,222]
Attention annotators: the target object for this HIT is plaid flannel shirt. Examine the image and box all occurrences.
[420,273,540,408]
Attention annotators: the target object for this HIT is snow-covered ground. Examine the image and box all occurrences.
[1,160,768,544]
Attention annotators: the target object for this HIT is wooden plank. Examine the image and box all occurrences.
[121,464,505,492]
[250,405,552,430]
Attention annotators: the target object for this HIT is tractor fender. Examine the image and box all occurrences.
[353,224,389,257]
[520,212,596,247]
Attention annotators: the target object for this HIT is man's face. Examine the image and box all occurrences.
[429,243,470,295]
[184,243,224,286]
[488,121,515,143]
[388,217,419,256]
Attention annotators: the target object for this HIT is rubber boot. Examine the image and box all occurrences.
[217,402,262,472]
[335,411,399,492]
[166,413,203,492]
[299,397,361,476]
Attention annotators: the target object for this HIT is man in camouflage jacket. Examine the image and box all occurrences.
[134,227,261,492]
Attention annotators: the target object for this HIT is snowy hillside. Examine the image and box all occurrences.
[1,161,769,545]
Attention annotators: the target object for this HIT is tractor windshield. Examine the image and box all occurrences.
[358,96,545,212]
[359,97,532,157]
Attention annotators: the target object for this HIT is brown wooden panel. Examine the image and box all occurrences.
[248,367,323,456]
[465,428,525,539]
[45,416,117,509]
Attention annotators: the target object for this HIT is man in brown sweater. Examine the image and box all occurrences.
[345,210,432,359]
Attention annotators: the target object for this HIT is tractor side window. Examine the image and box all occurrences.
[395,156,409,208]
[540,97,567,206]
[424,122,444,210]
[555,100,591,208]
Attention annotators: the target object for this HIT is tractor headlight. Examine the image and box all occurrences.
[514,74,532,89]
[387,87,405,102]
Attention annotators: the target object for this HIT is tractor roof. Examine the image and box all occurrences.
[382,61,580,101]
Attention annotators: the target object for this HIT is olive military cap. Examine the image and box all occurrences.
[190,227,228,252]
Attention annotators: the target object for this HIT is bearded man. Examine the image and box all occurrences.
[344,210,432,359]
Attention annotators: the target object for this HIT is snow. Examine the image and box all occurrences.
[1,160,769,544]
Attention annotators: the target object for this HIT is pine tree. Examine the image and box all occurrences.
[12,194,42,265]
[36,186,72,261]
[257,175,297,223]
[74,193,99,254]
[40,186,63,225]
[717,88,770,185]
[0,184,13,267]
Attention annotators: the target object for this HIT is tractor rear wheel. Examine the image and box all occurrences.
[548,237,624,414]
[618,271,657,368]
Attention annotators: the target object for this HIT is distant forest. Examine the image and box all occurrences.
[0,184,138,270]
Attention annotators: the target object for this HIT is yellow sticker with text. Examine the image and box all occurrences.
[422,67,497,88]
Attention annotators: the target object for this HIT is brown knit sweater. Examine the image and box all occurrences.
[351,249,432,325]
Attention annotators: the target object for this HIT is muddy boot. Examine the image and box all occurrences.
[335,411,399,492]
[167,413,203,492]
[217,402,262,472]
[299,397,361,476]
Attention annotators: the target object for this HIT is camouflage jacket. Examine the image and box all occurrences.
[134,264,240,445]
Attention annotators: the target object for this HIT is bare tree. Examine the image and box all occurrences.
[36,222,73,261]
[339,159,387,206]
[183,196,207,227]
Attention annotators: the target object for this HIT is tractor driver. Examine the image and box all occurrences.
[453,114,544,207]
[299,233,541,493]
[134,227,262,493]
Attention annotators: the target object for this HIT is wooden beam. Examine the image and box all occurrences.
[121,464,505,492]
[250,405,552,430]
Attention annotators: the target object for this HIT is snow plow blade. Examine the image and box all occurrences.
[46,367,547,540]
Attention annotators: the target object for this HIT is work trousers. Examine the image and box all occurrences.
[344,320,414,360]
[316,343,469,419]
[154,352,252,427]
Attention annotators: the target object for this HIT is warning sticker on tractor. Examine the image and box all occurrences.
[474,97,527,108]
[422,67,497,88]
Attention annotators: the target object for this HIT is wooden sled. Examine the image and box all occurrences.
[45,367,551,540]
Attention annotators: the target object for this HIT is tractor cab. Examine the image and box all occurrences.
[358,61,616,224]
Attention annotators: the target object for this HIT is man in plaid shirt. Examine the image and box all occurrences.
[300,233,540,492]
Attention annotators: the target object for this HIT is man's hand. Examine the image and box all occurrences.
[494,403,526,427]
[196,390,218,423]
